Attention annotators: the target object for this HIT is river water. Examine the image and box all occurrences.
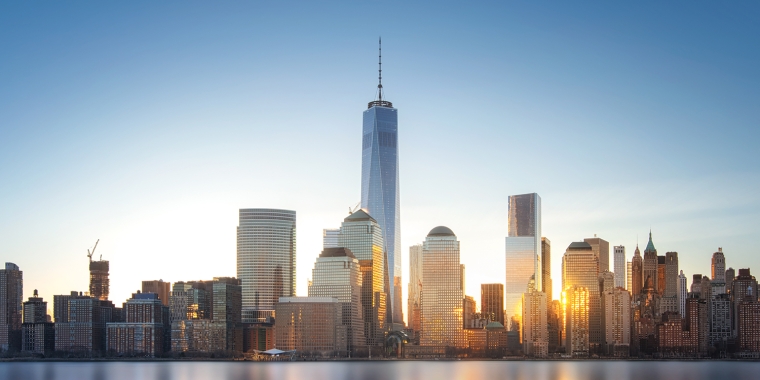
[1,360,758,380]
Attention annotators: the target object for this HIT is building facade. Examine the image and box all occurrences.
[408,244,423,344]
[562,242,601,352]
[420,226,466,348]
[237,208,296,323]
[142,280,171,306]
[481,283,505,326]
[274,297,345,356]
[603,287,630,356]
[505,193,541,334]
[522,278,548,357]
[21,290,54,354]
[564,285,589,356]
[0,262,23,351]
[541,238,552,299]
[308,247,365,354]
[613,246,625,289]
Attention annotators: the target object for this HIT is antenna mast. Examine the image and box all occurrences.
[378,37,383,101]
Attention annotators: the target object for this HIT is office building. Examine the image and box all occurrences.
[142,280,171,306]
[308,247,365,354]
[631,245,643,296]
[541,238,552,300]
[408,244,423,343]
[737,288,760,353]
[106,292,167,356]
[732,269,759,338]
[274,297,345,356]
[709,293,732,350]
[361,41,402,325]
[726,268,735,294]
[237,208,296,323]
[505,193,541,334]
[562,242,601,352]
[678,271,687,316]
[642,232,658,295]
[55,294,116,353]
[338,209,386,345]
[563,285,589,357]
[522,277,548,357]
[584,236,610,274]
[463,295,477,329]
[481,283,505,326]
[420,226,466,348]
[711,248,727,295]
[613,246,625,289]
[659,252,680,315]
[603,287,630,356]
[0,263,23,351]
[322,228,340,249]
[21,290,54,354]
[627,262,633,292]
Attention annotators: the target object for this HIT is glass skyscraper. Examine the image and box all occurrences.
[361,41,402,325]
[236,208,296,323]
[505,193,542,335]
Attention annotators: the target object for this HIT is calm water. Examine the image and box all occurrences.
[1,361,758,380]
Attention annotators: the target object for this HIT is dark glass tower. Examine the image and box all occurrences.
[361,38,402,325]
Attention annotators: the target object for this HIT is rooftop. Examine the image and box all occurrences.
[427,226,455,237]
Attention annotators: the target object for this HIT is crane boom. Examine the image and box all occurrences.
[87,239,100,262]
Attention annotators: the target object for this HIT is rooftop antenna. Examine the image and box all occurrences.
[377,37,383,101]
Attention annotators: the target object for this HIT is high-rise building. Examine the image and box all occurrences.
[709,293,732,351]
[308,247,365,354]
[322,228,340,249]
[89,257,109,301]
[481,283,505,326]
[274,297,345,356]
[732,269,758,338]
[627,262,633,292]
[106,292,167,356]
[726,267,735,294]
[338,209,386,346]
[547,299,563,354]
[642,232,658,295]
[678,271,687,316]
[603,287,631,356]
[631,246,643,296]
[212,277,243,352]
[505,193,541,334]
[236,208,296,323]
[584,236,610,274]
[737,288,760,353]
[541,238,552,300]
[360,40,402,325]
[21,290,54,354]
[562,242,601,353]
[408,244,423,343]
[613,246,626,289]
[463,295,477,329]
[711,248,727,295]
[55,294,116,353]
[0,263,23,351]
[659,252,680,315]
[563,285,589,357]
[420,226,466,348]
[142,280,171,307]
[522,277,548,357]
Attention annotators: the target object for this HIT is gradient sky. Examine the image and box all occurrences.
[1,2,759,317]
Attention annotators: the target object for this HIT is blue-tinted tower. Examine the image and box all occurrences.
[361,38,402,325]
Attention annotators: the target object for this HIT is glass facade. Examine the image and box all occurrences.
[236,209,296,321]
[562,242,601,352]
[361,104,402,324]
[420,227,466,348]
[308,247,366,353]
[337,210,386,346]
[505,193,541,335]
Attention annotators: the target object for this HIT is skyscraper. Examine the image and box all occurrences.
[584,236,610,273]
[631,245,643,296]
[323,228,340,249]
[338,209,386,346]
[21,290,54,354]
[613,246,626,289]
[563,285,589,357]
[0,263,23,351]
[541,238,552,300]
[308,247,366,354]
[602,287,631,356]
[142,280,171,306]
[678,270,687,316]
[505,193,541,334]
[481,283,505,326]
[643,231,658,294]
[408,244,423,343]
[420,226,466,348]
[361,39,402,325]
[711,248,727,295]
[236,208,296,323]
[562,242,601,353]
[89,258,109,301]
[522,277,548,357]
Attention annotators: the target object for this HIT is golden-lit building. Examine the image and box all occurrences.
[603,287,630,356]
[562,241,600,352]
[408,244,423,343]
[481,283,505,326]
[142,280,171,307]
[563,285,589,356]
[522,277,548,357]
[338,209,386,346]
[274,297,345,356]
[420,226,466,348]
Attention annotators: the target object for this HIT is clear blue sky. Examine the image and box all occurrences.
[1,1,758,313]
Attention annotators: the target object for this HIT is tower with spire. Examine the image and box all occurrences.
[360,38,403,327]
[631,244,643,296]
[642,230,658,296]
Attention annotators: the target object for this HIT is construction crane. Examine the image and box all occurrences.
[348,202,361,215]
[87,239,99,263]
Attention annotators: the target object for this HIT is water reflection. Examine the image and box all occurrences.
[0,361,758,380]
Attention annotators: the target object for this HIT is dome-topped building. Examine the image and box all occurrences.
[427,226,455,237]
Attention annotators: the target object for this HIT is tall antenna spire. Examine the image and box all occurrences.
[368,37,393,109]
[378,37,383,101]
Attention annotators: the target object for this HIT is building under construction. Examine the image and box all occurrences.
[87,240,109,301]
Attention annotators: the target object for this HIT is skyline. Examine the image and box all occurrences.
[1,2,759,316]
